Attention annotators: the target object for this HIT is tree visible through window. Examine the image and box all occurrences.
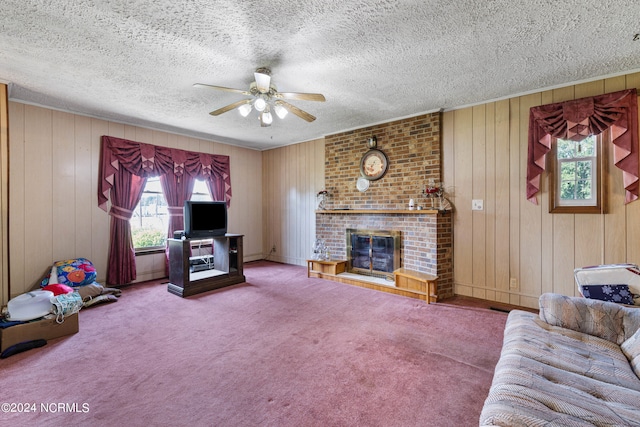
[549,134,604,213]
[558,136,595,202]
[131,178,212,250]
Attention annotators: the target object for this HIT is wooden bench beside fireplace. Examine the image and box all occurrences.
[306,259,347,277]
[306,259,438,303]
[393,268,438,303]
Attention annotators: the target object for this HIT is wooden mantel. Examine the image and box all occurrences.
[316,209,441,214]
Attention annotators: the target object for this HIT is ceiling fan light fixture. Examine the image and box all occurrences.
[238,103,252,117]
[262,108,273,125]
[254,97,267,112]
[254,68,272,93]
[198,66,324,127]
[274,103,288,119]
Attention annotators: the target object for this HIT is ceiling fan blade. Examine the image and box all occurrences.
[274,92,326,102]
[209,99,252,116]
[254,68,271,94]
[193,83,251,96]
[276,100,317,122]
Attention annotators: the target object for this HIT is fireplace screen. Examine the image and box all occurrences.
[346,229,400,279]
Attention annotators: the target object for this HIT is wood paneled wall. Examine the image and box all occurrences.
[443,72,640,308]
[7,102,263,298]
[0,85,8,306]
[262,139,325,266]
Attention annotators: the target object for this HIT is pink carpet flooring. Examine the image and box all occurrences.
[0,261,508,426]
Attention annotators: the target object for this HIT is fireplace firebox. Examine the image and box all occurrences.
[346,229,400,280]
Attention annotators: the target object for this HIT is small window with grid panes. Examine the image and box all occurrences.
[549,134,605,213]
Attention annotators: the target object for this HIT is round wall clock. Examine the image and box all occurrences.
[360,149,389,181]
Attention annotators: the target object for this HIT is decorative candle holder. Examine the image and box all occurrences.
[316,190,329,210]
[423,179,441,209]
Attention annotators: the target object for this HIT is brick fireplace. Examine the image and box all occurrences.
[314,111,453,300]
[316,210,452,300]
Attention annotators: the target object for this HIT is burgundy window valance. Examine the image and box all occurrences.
[527,88,639,205]
[98,135,232,210]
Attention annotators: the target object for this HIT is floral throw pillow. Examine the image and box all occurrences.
[581,284,634,305]
[44,258,97,288]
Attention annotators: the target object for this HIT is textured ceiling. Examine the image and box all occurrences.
[1,0,639,150]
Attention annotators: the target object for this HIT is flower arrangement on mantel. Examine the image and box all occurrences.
[421,179,453,211]
[316,190,329,210]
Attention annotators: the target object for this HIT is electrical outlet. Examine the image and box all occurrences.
[272,244,276,253]
[509,277,518,289]
[472,199,484,211]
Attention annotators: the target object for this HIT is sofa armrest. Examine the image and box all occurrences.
[538,293,640,345]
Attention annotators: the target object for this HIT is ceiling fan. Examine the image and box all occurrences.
[194,67,326,127]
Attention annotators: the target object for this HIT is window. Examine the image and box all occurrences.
[131,178,212,250]
[549,134,605,213]
[190,179,213,202]
[131,177,168,250]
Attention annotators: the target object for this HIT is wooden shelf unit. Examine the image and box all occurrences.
[168,234,245,297]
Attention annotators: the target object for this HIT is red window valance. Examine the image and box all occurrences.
[98,135,232,210]
[527,88,639,204]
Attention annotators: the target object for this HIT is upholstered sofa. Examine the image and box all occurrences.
[480,293,640,426]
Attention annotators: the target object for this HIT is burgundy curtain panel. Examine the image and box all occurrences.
[160,167,195,276]
[106,168,146,285]
[206,178,225,202]
[98,136,232,285]
[527,88,639,204]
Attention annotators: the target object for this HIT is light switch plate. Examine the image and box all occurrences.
[472,199,484,211]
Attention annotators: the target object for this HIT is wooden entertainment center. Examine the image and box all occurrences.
[167,234,245,297]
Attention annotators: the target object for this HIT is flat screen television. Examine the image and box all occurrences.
[184,200,227,238]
